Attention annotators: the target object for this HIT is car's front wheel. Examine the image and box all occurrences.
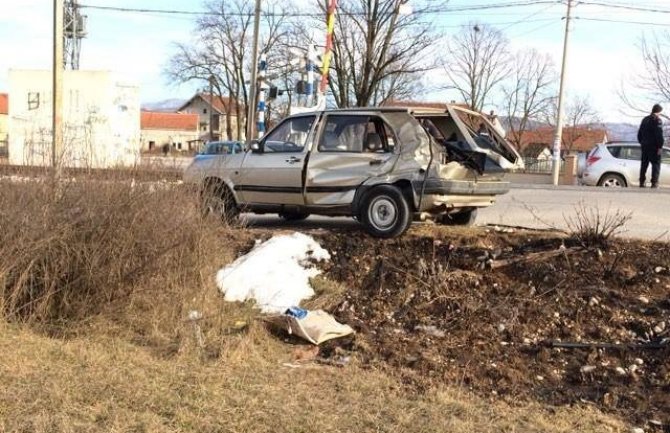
[201,181,239,225]
[360,185,412,238]
[598,173,627,188]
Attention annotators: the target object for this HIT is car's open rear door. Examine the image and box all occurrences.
[445,105,524,171]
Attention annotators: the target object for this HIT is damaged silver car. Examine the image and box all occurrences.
[183,105,523,238]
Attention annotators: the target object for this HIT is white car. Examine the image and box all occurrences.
[578,142,670,187]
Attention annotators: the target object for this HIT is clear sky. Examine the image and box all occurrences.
[0,0,668,122]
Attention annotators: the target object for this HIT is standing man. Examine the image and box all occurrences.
[637,104,665,188]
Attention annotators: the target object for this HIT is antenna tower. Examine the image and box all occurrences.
[63,0,87,69]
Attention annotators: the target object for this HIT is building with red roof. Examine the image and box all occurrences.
[0,93,8,154]
[177,93,243,141]
[140,111,199,153]
[513,126,608,156]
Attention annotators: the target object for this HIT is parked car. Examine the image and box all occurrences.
[184,106,524,238]
[200,140,244,155]
[577,142,670,187]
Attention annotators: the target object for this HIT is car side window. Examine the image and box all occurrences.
[607,146,621,158]
[263,116,315,153]
[618,146,641,160]
[318,115,393,153]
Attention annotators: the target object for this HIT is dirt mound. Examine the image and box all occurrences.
[317,228,670,430]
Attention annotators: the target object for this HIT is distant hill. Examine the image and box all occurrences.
[603,122,637,142]
[141,98,187,112]
[500,116,638,143]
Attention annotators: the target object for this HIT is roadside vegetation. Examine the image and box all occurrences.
[2,170,666,432]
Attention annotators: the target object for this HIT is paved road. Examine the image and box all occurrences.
[246,185,670,242]
[478,185,670,241]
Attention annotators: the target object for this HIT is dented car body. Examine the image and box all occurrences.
[183,105,523,238]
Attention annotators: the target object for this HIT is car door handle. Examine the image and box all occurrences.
[369,159,384,166]
[285,156,301,164]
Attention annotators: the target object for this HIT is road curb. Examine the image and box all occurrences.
[509,183,670,194]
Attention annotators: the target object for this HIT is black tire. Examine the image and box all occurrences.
[360,185,412,238]
[597,173,627,188]
[201,181,239,225]
[278,212,310,222]
[438,208,478,226]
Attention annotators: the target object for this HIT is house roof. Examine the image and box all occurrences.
[0,93,7,115]
[140,111,198,131]
[513,126,608,153]
[521,142,551,158]
[178,93,240,115]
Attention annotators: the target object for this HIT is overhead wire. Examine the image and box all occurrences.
[575,1,670,14]
[575,16,670,27]
[499,2,561,31]
[78,1,564,18]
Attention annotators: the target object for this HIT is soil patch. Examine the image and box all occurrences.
[315,227,670,430]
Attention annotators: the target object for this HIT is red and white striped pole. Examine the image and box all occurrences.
[319,0,337,94]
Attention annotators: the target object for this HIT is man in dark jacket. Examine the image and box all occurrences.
[637,104,665,188]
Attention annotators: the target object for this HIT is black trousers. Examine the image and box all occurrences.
[640,146,661,186]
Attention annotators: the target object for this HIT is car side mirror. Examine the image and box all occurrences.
[249,140,262,153]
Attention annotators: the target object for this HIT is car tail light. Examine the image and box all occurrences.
[586,155,600,166]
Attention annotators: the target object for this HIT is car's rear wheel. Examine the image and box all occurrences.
[278,212,310,222]
[201,181,239,225]
[438,208,478,226]
[360,185,412,238]
[598,173,627,188]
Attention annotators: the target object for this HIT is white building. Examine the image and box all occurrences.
[8,69,140,168]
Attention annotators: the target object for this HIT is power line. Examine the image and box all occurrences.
[78,1,564,18]
[575,16,670,26]
[576,1,670,14]
[426,17,558,29]
[508,18,562,37]
[499,2,561,31]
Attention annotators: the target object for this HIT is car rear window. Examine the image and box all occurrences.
[607,145,621,158]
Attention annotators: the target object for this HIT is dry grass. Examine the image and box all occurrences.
[0,171,628,432]
[0,322,625,433]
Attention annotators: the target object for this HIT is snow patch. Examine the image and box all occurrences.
[216,232,330,313]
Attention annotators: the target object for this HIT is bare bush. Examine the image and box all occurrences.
[0,172,206,324]
[564,203,632,248]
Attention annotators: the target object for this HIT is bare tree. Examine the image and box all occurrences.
[545,95,602,153]
[166,0,291,140]
[619,32,670,115]
[443,23,511,112]
[323,0,442,107]
[501,49,556,151]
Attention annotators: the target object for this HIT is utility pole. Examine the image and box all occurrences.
[53,0,64,172]
[551,0,573,185]
[209,75,215,142]
[245,0,262,145]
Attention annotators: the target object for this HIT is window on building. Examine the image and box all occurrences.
[148,141,155,151]
[28,92,40,110]
[203,108,208,114]
[177,142,182,150]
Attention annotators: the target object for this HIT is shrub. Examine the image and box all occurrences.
[0,172,203,324]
